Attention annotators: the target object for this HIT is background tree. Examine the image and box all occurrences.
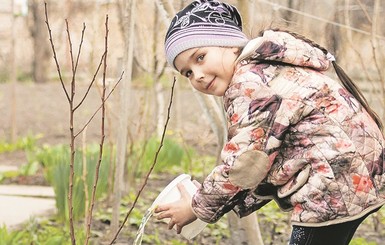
[9,0,17,142]
[110,0,137,236]
[28,0,51,83]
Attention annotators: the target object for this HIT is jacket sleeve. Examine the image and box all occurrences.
[192,78,286,223]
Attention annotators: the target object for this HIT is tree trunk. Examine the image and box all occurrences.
[152,2,166,137]
[10,0,17,142]
[110,0,136,235]
[228,212,265,245]
[29,0,50,83]
[237,0,253,34]
[193,92,226,164]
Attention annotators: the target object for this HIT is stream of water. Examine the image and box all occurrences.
[133,206,156,245]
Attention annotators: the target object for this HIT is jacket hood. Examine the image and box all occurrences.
[237,30,331,71]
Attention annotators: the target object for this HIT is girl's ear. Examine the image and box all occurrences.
[231,47,241,55]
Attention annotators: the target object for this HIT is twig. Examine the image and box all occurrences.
[108,77,177,244]
[44,2,70,102]
[67,23,77,245]
[45,4,77,243]
[258,0,385,40]
[73,51,106,112]
[84,15,109,244]
[74,72,123,138]
[355,0,372,23]
[45,4,120,244]
[370,0,384,85]
[344,1,374,85]
[74,23,86,79]
[370,0,385,124]
[66,19,75,96]
[82,126,89,231]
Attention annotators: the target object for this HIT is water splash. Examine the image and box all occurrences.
[133,206,156,245]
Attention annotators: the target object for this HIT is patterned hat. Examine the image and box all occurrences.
[165,0,249,69]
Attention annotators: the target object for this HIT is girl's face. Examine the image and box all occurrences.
[174,46,239,96]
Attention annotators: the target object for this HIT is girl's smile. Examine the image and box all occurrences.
[174,46,239,96]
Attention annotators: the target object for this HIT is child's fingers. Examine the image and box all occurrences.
[155,209,171,220]
[154,204,170,213]
[177,183,190,199]
[192,179,201,188]
[168,219,176,230]
[176,225,182,234]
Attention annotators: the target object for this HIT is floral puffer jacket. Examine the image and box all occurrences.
[191,30,385,227]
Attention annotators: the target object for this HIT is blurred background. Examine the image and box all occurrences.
[0,0,384,143]
[0,1,384,244]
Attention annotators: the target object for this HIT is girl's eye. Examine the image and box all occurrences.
[197,54,204,62]
[185,70,192,78]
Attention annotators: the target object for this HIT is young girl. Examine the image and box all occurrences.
[155,0,385,244]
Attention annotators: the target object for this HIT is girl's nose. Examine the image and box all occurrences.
[194,68,204,83]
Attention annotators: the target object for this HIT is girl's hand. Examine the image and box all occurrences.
[154,182,199,234]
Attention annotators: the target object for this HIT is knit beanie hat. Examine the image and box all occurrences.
[165,0,249,69]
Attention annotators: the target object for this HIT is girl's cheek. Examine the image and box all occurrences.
[191,82,200,91]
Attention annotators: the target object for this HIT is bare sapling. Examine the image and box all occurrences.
[109,77,176,244]
[44,3,123,244]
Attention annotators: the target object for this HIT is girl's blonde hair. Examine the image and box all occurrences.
[242,28,383,131]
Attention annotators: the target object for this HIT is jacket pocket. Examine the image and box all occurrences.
[277,164,311,198]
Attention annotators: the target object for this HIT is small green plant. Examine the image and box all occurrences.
[30,144,112,221]
[130,135,218,179]
[0,163,41,184]
[0,134,40,153]
[131,136,185,176]
[18,161,40,176]
[3,217,86,244]
[0,135,41,183]
[350,237,377,245]
[0,225,26,245]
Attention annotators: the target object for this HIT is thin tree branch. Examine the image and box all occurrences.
[65,20,76,104]
[74,72,124,138]
[44,3,76,244]
[73,51,106,111]
[109,77,177,244]
[45,4,120,244]
[75,23,86,79]
[344,0,375,87]
[66,20,74,80]
[81,126,89,232]
[84,14,109,245]
[68,31,77,245]
[370,0,384,84]
[355,0,372,23]
[44,2,70,102]
[258,0,385,41]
